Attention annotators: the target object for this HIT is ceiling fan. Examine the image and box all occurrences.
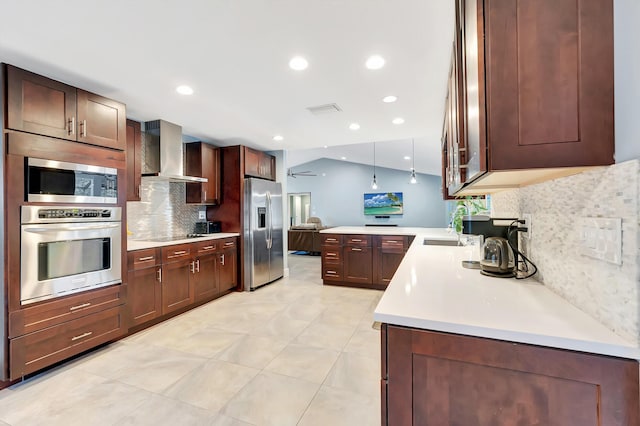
[287,168,317,178]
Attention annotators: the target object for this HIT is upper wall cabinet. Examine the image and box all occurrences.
[6,64,126,151]
[185,142,221,205]
[244,146,275,181]
[445,0,614,197]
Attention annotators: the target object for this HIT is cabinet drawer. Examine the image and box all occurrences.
[321,234,343,246]
[322,248,341,265]
[219,238,237,250]
[323,266,342,281]
[380,236,407,252]
[345,235,371,247]
[9,306,126,380]
[128,248,160,270]
[8,284,125,338]
[162,244,192,262]
[195,240,218,254]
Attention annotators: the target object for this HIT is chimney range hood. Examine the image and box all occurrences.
[141,119,207,183]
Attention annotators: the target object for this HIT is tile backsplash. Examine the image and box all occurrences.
[491,160,640,344]
[127,180,203,240]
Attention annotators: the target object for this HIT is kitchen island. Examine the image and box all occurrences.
[374,233,640,425]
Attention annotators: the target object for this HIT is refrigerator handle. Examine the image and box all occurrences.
[266,191,272,249]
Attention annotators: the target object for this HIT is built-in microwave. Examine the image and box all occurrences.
[26,157,118,204]
[20,206,122,305]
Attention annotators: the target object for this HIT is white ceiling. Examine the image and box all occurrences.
[0,0,454,175]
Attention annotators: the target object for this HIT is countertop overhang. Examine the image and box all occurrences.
[127,233,240,251]
[318,227,640,359]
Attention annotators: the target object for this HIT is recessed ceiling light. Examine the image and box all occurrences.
[341,156,347,160]
[404,156,411,160]
[176,85,194,95]
[349,123,360,131]
[365,55,385,70]
[289,56,309,71]
[392,117,405,125]
[383,95,397,103]
[323,145,328,149]
[273,135,284,141]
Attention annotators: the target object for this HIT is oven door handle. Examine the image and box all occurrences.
[24,224,120,233]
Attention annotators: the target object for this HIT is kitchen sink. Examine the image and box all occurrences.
[423,238,461,246]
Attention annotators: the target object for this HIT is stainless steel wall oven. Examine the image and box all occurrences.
[20,206,122,305]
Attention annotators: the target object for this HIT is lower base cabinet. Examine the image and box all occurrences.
[218,242,237,292]
[382,324,640,426]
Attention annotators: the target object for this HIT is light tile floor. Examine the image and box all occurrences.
[0,254,383,426]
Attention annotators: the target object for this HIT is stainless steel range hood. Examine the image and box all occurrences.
[141,120,207,183]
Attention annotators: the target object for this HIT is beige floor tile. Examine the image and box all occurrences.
[117,393,217,425]
[294,320,356,351]
[155,328,246,358]
[249,312,311,341]
[343,328,381,357]
[298,385,380,426]
[324,352,381,399]
[279,300,327,322]
[216,334,289,369]
[221,371,320,426]
[210,414,256,425]
[163,359,260,412]
[264,343,340,383]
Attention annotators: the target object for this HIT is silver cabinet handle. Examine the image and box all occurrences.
[326,270,337,275]
[68,117,75,135]
[25,224,120,233]
[351,248,362,252]
[196,259,200,273]
[190,261,195,274]
[326,238,337,242]
[204,190,207,201]
[70,302,91,311]
[71,331,92,341]
[80,119,87,137]
[220,254,225,266]
[224,242,234,247]
[137,256,154,262]
[326,252,337,257]
[351,239,362,242]
[157,268,162,283]
[386,240,399,243]
[202,245,214,250]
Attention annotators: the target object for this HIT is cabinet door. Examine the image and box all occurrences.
[244,146,274,180]
[376,250,405,286]
[484,0,613,170]
[218,248,237,292]
[76,90,126,150]
[126,119,142,201]
[161,260,194,314]
[127,266,161,327]
[185,142,221,204]
[343,246,373,284]
[193,254,218,302]
[6,65,77,140]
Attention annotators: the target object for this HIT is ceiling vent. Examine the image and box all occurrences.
[306,103,342,115]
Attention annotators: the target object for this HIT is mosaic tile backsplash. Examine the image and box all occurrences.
[492,160,640,344]
[127,180,204,240]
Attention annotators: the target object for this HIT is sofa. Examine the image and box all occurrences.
[287,217,325,254]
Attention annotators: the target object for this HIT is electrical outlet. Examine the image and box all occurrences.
[522,213,532,239]
[198,210,206,220]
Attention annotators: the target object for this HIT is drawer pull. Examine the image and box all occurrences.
[71,331,93,341]
[351,239,362,242]
[137,256,154,262]
[326,270,337,275]
[386,240,399,243]
[326,253,337,257]
[69,302,91,311]
[172,250,187,255]
[351,248,362,252]
[202,245,215,250]
[326,238,337,242]
[224,242,234,247]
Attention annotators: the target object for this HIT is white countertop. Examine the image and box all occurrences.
[320,226,458,239]
[374,231,640,359]
[127,233,240,251]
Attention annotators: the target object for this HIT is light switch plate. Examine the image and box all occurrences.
[578,217,622,265]
[198,210,206,220]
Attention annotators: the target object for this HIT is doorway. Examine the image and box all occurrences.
[288,192,311,227]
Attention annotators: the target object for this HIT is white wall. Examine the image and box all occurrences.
[286,158,448,228]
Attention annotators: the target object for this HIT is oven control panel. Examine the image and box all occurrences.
[38,209,112,219]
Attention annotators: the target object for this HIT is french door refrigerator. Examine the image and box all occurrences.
[243,178,284,290]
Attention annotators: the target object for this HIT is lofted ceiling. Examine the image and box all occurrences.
[0,0,454,175]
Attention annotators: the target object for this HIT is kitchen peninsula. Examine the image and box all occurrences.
[373,231,640,425]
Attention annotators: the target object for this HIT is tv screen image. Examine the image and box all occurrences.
[364,192,403,215]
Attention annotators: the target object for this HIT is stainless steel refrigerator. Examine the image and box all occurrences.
[243,178,284,290]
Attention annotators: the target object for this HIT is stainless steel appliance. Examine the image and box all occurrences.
[26,158,118,204]
[194,221,221,234]
[244,178,284,290]
[20,206,122,305]
[480,237,516,277]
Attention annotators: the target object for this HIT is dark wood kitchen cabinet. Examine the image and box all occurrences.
[321,234,343,283]
[193,241,219,302]
[443,0,614,197]
[185,142,221,204]
[244,146,275,181]
[161,244,195,315]
[5,64,126,150]
[382,324,639,426]
[126,119,142,201]
[127,248,162,327]
[374,236,412,286]
[343,235,373,286]
[218,238,238,292]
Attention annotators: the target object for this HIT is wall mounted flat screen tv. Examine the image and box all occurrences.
[364,192,403,215]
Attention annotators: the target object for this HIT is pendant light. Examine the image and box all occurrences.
[409,139,418,184]
[371,142,378,190]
